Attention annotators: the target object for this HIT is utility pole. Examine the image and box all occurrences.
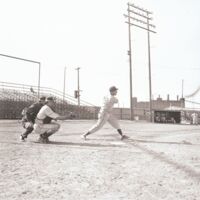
[63,66,66,104]
[124,2,156,122]
[181,79,184,98]
[127,3,133,120]
[75,67,80,106]
[38,62,41,98]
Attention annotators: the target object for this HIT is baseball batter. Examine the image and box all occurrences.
[81,86,128,140]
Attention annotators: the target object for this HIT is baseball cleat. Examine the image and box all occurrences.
[44,138,50,143]
[81,134,87,140]
[20,135,26,142]
[121,135,129,140]
[37,136,48,144]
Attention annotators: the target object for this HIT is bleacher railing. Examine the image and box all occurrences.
[0,81,99,119]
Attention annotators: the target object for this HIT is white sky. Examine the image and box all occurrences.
[0,0,199,107]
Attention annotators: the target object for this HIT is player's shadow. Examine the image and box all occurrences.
[125,139,200,181]
[44,141,123,148]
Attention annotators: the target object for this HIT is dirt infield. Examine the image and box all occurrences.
[0,120,200,200]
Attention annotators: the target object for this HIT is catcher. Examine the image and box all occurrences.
[34,96,75,143]
[20,96,46,141]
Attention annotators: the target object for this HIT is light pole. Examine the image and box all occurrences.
[75,67,80,106]
[182,79,184,98]
[63,66,66,104]
[0,53,41,98]
[38,62,41,97]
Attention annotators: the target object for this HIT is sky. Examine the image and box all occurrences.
[0,0,199,107]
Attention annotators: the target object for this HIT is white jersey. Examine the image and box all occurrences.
[100,95,118,114]
[37,105,59,120]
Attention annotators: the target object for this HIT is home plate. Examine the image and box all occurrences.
[110,141,125,145]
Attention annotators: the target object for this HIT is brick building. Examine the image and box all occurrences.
[132,95,185,120]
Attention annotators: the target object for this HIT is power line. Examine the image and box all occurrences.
[154,66,200,70]
[185,100,200,105]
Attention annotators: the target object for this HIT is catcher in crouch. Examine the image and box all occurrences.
[34,96,74,143]
[81,86,129,140]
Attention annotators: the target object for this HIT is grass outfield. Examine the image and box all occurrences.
[0,120,200,200]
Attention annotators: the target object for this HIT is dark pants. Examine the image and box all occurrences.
[22,121,34,138]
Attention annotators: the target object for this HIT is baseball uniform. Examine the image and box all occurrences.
[34,105,60,135]
[88,94,120,134]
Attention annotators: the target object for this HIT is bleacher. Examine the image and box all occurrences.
[0,82,99,119]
